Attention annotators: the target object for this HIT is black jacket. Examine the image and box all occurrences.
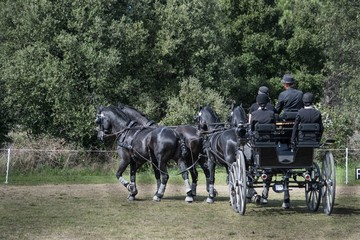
[250,109,275,131]
[275,87,303,114]
[291,106,324,143]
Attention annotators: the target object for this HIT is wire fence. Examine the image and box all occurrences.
[1,147,360,184]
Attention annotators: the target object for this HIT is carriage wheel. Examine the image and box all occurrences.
[305,162,321,212]
[228,163,238,213]
[321,151,336,215]
[235,150,247,215]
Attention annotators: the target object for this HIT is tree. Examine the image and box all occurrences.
[0,0,152,146]
[316,0,360,149]
[161,77,227,125]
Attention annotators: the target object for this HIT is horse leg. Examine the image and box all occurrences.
[260,175,272,204]
[177,160,194,203]
[152,161,161,194]
[188,164,198,197]
[246,149,260,204]
[206,154,216,204]
[126,159,138,201]
[115,148,135,198]
[153,161,169,202]
[282,177,290,209]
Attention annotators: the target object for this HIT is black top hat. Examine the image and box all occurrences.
[281,74,296,84]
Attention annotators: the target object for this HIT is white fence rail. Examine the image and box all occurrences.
[1,148,360,184]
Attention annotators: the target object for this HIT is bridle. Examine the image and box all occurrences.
[96,113,106,141]
[96,112,144,141]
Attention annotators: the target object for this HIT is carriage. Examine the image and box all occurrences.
[95,103,336,216]
[228,113,336,215]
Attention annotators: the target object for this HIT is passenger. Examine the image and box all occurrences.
[291,92,324,147]
[250,94,275,131]
[275,74,303,118]
[248,86,275,124]
[247,94,275,204]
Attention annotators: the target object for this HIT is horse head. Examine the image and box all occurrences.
[196,105,220,131]
[229,105,248,127]
[95,106,131,141]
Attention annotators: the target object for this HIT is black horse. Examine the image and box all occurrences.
[228,104,248,127]
[197,105,248,203]
[95,106,193,202]
[117,103,212,197]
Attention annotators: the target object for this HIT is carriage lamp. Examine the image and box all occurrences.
[261,173,268,180]
[303,172,311,181]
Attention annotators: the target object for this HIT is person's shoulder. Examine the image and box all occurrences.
[267,103,275,110]
[278,90,286,98]
[250,103,259,113]
[311,108,322,114]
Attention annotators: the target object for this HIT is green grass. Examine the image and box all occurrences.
[1,166,230,185]
[2,165,360,186]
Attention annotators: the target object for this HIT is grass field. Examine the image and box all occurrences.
[1,174,360,240]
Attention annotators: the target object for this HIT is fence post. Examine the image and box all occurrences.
[345,147,348,185]
[5,148,11,184]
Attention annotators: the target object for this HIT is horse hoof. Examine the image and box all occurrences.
[282,202,290,209]
[206,197,214,204]
[127,195,135,201]
[191,184,197,197]
[185,196,194,203]
[213,189,218,197]
[153,195,161,202]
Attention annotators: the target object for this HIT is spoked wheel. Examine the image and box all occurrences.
[321,151,336,215]
[305,162,322,212]
[235,150,247,215]
[228,163,238,213]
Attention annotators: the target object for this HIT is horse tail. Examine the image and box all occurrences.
[175,132,189,159]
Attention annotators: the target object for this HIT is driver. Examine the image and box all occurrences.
[275,74,303,118]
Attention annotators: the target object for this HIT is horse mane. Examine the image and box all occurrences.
[99,105,131,123]
[229,105,247,125]
[234,105,247,118]
[116,103,155,125]
[117,103,149,118]
[202,105,220,123]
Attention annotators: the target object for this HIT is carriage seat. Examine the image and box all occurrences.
[296,123,321,148]
[281,110,298,121]
[253,123,276,147]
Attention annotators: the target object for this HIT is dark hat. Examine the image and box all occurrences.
[302,92,314,106]
[256,94,269,107]
[281,74,296,84]
[258,86,269,95]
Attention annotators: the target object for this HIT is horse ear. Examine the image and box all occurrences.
[230,100,235,110]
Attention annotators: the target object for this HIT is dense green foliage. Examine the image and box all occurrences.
[0,0,359,148]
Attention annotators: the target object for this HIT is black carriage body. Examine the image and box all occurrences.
[253,122,321,169]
